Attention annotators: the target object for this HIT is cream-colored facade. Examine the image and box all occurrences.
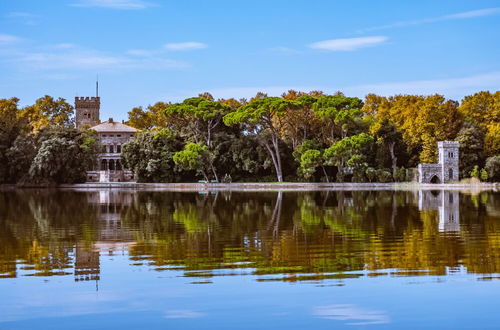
[75,97,138,182]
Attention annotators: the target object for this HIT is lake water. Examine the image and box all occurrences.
[0,189,499,329]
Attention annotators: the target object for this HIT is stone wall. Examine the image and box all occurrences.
[418,164,442,183]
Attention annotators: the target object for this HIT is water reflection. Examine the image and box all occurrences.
[0,189,499,283]
[418,190,460,232]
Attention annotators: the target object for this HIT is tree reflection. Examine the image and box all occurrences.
[0,189,498,282]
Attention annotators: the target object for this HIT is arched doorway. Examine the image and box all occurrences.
[109,159,115,171]
[430,175,440,184]
[100,159,108,171]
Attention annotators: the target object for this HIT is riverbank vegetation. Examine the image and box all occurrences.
[0,91,498,184]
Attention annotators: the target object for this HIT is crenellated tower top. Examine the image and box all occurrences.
[75,96,100,130]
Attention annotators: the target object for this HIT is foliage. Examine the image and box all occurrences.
[376,169,393,183]
[121,129,183,182]
[224,96,293,181]
[173,143,214,181]
[2,88,498,184]
[323,133,373,182]
[21,95,74,132]
[480,168,489,181]
[126,102,169,130]
[27,128,97,184]
[455,122,485,178]
[470,165,480,179]
[485,156,500,182]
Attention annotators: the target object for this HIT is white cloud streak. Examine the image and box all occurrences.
[309,36,388,51]
[165,72,500,102]
[357,7,500,33]
[70,0,154,10]
[342,71,500,98]
[164,310,205,319]
[313,304,390,326]
[0,33,22,45]
[0,44,188,72]
[164,42,208,51]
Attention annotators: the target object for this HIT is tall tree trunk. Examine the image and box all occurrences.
[211,164,219,182]
[264,138,283,182]
[271,136,283,182]
[389,141,397,176]
[321,165,330,183]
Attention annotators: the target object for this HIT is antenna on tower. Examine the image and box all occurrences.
[96,74,99,97]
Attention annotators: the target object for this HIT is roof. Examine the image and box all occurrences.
[90,120,138,133]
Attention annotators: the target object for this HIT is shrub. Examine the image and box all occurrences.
[376,169,392,183]
[485,156,500,182]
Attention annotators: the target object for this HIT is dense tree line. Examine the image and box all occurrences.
[0,96,98,184]
[0,91,498,184]
[123,91,499,183]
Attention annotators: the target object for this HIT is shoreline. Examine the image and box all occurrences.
[1,182,498,192]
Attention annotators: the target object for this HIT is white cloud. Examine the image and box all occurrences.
[343,71,500,98]
[164,42,208,51]
[357,7,500,33]
[126,49,155,56]
[0,33,22,45]
[5,12,38,25]
[269,46,301,54]
[164,310,205,319]
[1,44,188,72]
[165,71,500,102]
[309,36,388,51]
[313,304,390,325]
[70,0,154,10]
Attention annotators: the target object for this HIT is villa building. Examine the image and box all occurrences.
[75,96,138,182]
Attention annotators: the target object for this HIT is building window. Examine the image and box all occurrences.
[117,145,121,153]
[449,168,453,179]
[117,134,121,137]
[108,145,114,153]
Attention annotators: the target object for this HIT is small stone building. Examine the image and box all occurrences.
[75,96,138,182]
[418,141,459,183]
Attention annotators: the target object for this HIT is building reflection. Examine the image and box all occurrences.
[418,190,460,232]
[74,191,135,283]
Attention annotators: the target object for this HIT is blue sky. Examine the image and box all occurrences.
[0,0,499,121]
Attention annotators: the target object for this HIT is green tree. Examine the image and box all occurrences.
[323,133,374,182]
[455,122,485,178]
[165,97,228,148]
[470,165,480,179]
[28,128,97,184]
[485,156,500,182]
[173,143,214,182]
[480,168,489,181]
[0,98,25,183]
[121,129,183,182]
[312,94,364,142]
[224,97,294,181]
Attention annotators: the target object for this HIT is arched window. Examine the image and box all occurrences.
[449,168,453,179]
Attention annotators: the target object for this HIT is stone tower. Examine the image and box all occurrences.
[75,96,100,130]
[418,141,460,183]
[438,141,459,182]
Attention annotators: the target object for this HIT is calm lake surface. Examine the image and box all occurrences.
[0,189,499,329]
